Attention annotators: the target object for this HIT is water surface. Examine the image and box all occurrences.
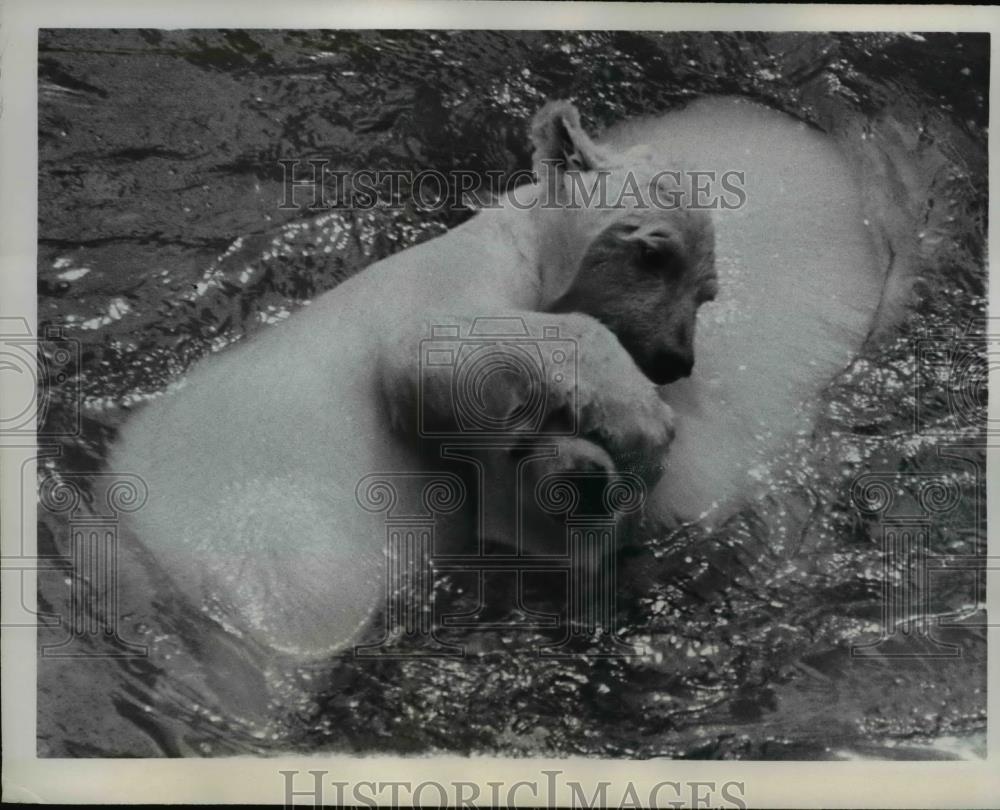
[36,30,987,759]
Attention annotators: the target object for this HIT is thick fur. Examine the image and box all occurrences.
[112,98,891,661]
[111,101,716,658]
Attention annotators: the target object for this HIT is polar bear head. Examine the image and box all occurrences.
[530,101,717,385]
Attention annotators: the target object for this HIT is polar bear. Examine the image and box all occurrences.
[110,101,717,659]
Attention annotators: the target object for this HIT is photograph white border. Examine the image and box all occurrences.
[1,1,997,806]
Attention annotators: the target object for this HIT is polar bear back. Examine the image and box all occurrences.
[110,271,406,656]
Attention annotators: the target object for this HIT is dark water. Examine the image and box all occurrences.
[37,30,987,758]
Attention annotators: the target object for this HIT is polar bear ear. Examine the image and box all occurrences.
[530,101,609,176]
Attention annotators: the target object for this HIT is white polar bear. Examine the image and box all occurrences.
[110,101,718,658]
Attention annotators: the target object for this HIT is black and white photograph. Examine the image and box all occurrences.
[1,1,996,806]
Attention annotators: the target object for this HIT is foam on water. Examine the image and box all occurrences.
[608,98,883,520]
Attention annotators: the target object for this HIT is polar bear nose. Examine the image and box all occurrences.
[647,349,694,385]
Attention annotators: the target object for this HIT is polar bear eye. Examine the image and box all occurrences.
[637,240,680,273]
[619,223,682,274]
